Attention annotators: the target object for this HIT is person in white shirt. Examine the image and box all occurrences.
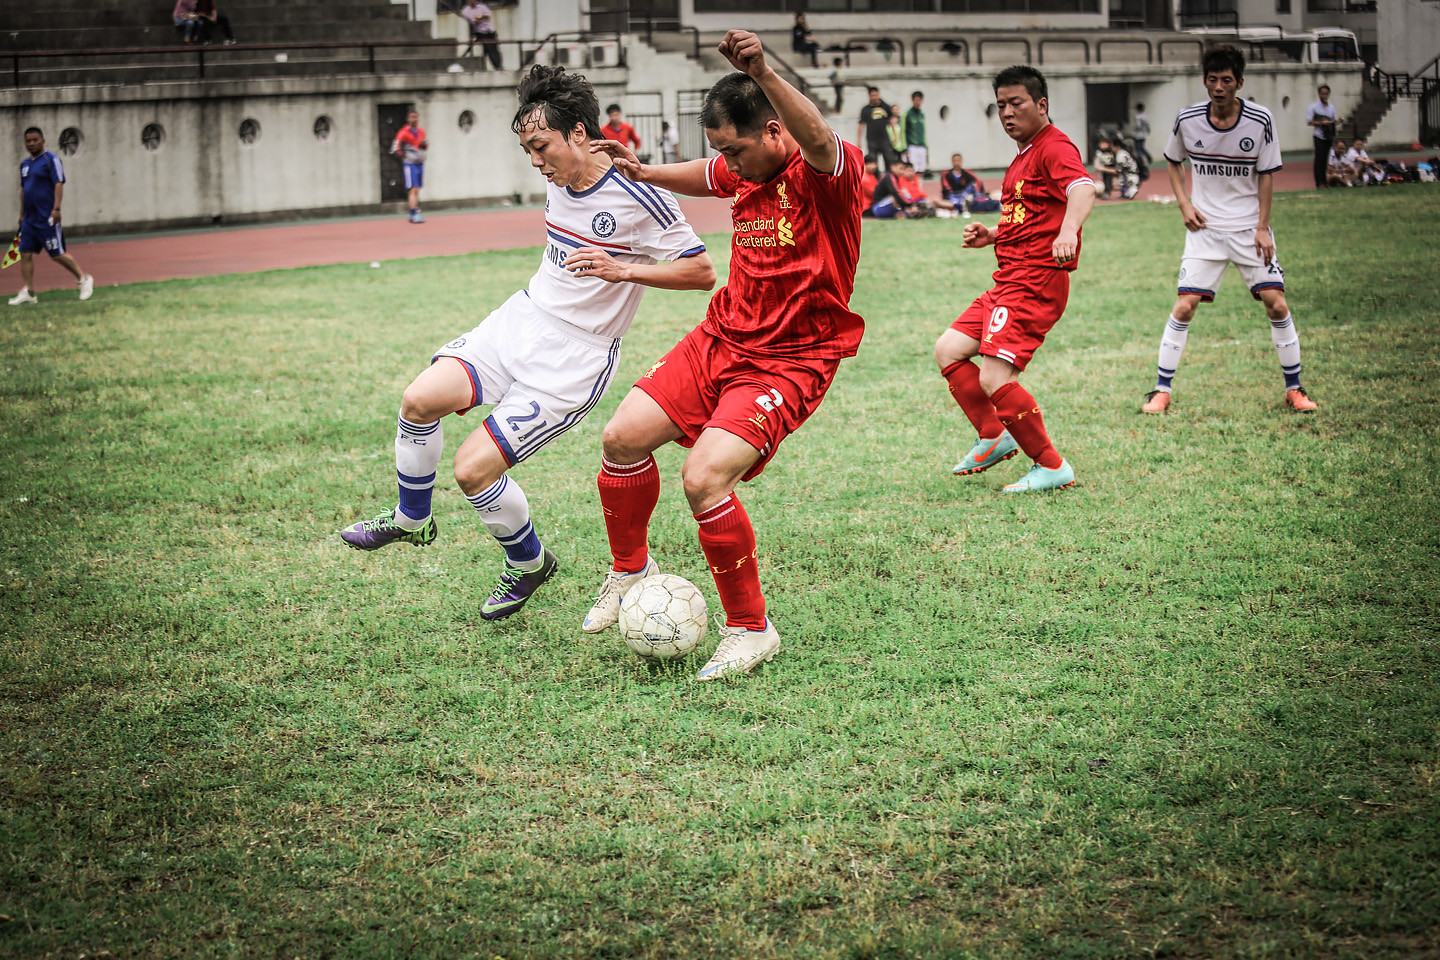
[339,64,715,622]
[660,120,681,164]
[459,0,502,70]
[1141,44,1317,415]
[1327,139,1356,186]
[1306,84,1340,188]
[1343,137,1384,185]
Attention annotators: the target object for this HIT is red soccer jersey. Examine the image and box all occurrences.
[602,121,641,150]
[994,123,1092,274]
[703,134,865,359]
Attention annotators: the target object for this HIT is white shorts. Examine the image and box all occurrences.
[1178,226,1285,302]
[432,290,621,465]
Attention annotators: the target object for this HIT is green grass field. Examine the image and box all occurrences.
[2,187,1438,959]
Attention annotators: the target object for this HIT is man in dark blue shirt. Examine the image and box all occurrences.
[11,127,93,305]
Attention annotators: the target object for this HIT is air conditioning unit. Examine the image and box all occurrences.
[589,40,621,68]
[553,42,585,67]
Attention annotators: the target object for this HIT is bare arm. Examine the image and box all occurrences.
[1169,159,1205,231]
[718,30,838,174]
[1052,182,1095,265]
[589,139,712,197]
[1254,172,1275,265]
[51,181,63,223]
[563,249,716,291]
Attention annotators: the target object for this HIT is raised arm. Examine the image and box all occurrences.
[718,29,838,174]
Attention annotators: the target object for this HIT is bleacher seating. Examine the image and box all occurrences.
[1,0,455,86]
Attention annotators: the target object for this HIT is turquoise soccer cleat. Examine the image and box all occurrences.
[1002,460,1076,493]
[951,432,1019,476]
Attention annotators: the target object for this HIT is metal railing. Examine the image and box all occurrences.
[840,37,907,68]
[8,39,462,87]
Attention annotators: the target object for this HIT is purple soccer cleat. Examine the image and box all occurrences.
[339,510,437,551]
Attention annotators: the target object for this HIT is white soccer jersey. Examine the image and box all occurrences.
[1164,99,1282,232]
[527,168,706,341]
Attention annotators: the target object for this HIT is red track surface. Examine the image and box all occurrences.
[12,156,1338,293]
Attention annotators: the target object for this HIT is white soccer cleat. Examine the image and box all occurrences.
[581,555,659,633]
[8,289,37,305]
[77,275,94,301]
[696,619,780,681]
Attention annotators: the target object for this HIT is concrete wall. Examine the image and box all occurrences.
[0,53,1362,233]
[1377,0,1440,74]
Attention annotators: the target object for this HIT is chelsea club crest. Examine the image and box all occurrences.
[592,211,617,238]
[1239,137,1254,152]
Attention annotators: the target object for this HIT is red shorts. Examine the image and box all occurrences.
[635,325,840,482]
[951,268,1070,372]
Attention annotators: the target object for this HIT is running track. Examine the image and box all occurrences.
[14,158,1340,293]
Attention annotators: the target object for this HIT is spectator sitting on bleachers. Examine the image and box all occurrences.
[792,13,820,69]
[194,0,238,45]
[173,0,201,44]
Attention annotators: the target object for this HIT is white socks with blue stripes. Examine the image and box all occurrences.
[394,414,442,531]
[467,476,545,572]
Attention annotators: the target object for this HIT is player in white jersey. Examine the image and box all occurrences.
[1140,44,1318,414]
[340,64,715,621]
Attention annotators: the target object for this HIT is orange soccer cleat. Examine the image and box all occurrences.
[1285,387,1318,412]
[1141,390,1172,414]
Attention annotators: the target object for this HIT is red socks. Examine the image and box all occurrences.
[941,360,1005,438]
[694,494,766,631]
[990,381,1063,469]
[597,456,659,573]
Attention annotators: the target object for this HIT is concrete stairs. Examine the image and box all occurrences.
[1,0,456,85]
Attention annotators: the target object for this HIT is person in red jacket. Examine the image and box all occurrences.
[601,104,641,154]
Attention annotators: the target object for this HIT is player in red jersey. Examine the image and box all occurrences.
[934,65,1095,493]
[585,29,864,680]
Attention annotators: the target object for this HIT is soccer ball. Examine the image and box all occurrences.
[617,574,708,662]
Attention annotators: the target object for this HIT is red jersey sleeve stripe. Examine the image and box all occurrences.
[545,220,633,252]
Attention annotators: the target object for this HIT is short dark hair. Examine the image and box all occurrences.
[911,90,923,99]
[513,64,602,141]
[1318,84,1331,93]
[992,65,1047,104]
[606,103,621,114]
[701,72,778,137]
[1135,102,1145,111]
[1202,44,1246,80]
[24,126,42,138]
[867,86,879,94]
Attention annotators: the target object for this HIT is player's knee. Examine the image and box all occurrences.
[1265,295,1289,319]
[600,417,644,463]
[452,451,504,496]
[1172,300,1198,323]
[399,382,446,424]
[977,367,1016,397]
[679,457,732,513]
